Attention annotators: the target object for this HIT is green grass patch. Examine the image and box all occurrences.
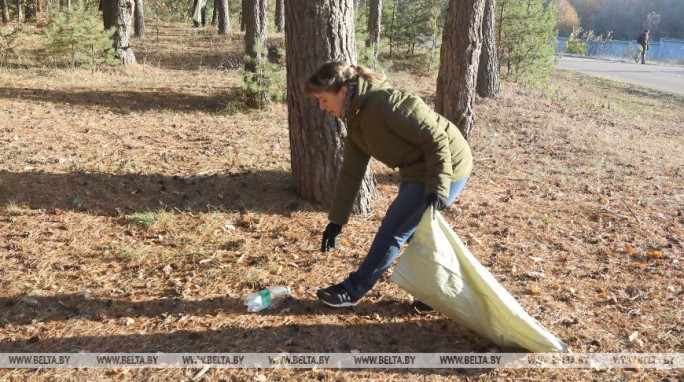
[130,210,163,228]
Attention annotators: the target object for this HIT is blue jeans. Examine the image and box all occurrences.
[342,178,468,299]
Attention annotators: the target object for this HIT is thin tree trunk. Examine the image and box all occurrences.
[134,0,145,38]
[366,0,381,69]
[16,0,23,22]
[496,0,504,65]
[285,0,376,212]
[240,0,247,31]
[1,0,9,23]
[435,0,486,139]
[274,0,284,32]
[429,4,440,65]
[477,0,501,98]
[216,0,229,35]
[212,0,217,25]
[244,0,268,108]
[389,1,395,58]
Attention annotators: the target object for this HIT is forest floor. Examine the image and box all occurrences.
[0,22,682,381]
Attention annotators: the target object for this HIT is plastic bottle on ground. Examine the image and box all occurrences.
[244,286,292,312]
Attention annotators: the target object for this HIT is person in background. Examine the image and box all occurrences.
[304,61,473,312]
[191,0,207,28]
[637,29,650,64]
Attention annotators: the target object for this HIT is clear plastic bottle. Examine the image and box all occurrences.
[244,286,292,312]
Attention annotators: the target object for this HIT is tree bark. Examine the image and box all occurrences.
[274,0,284,32]
[285,0,376,213]
[388,1,395,58]
[240,0,247,31]
[16,0,23,23]
[1,0,9,23]
[101,0,115,29]
[366,0,381,69]
[102,0,136,65]
[477,0,501,98]
[435,0,485,140]
[244,0,268,108]
[216,0,229,35]
[117,0,136,64]
[134,0,145,38]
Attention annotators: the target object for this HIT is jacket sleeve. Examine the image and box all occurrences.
[328,138,371,225]
[383,97,453,197]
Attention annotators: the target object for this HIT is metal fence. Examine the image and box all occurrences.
[557,37,684,63]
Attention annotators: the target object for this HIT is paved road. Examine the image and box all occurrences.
[557,57,684,96]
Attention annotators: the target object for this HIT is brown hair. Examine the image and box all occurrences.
[303,61,385,95]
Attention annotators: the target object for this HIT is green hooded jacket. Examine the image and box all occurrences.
[329,77,473,225]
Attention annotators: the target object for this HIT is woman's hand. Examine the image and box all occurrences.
[426,193,448,211]
[321,222,343,252]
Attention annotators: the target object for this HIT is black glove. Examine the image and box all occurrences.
[426,193,448,211]
[321,222,342,252]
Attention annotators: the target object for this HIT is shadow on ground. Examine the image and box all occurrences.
[0,292,507,380]
[0,169,308,216]
[0,86,231,114]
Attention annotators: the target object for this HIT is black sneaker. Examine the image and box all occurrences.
[412,300,435,314]
[316,283,359,307]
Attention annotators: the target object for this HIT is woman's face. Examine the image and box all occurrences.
[314,86,348,118]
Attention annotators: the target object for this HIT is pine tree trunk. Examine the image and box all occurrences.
[285,0,376,213]
[240,0,247,31]
[102,0,137,65]
[388,1,395,58]
[1,0,9,23]
[134,0,145,38]
[244,0,267,108]
[16,0,23,23]
[212,0,217,25]
[435,0,485,139]
[477,0,500,98]
[366,0,381,70]
[216,0,229,35]
[101,0,116,29]
[274,0,284,32]
[117,0,136,64]
[496,0,505,69]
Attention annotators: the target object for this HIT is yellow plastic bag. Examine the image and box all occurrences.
[390,210,569,353]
